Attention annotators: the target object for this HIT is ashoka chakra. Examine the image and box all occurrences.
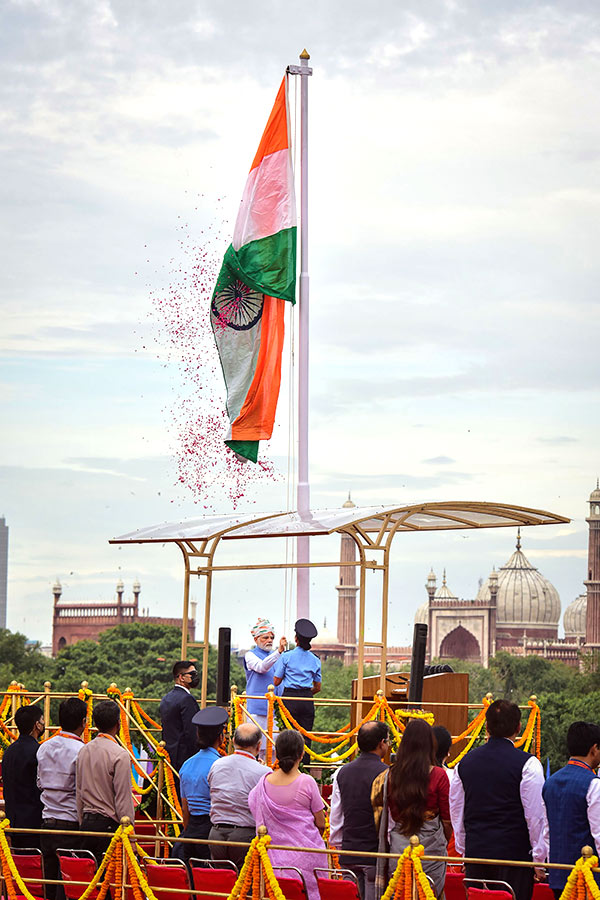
[211,280,264,331]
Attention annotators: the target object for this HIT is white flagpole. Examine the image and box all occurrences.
[289,49,312,620]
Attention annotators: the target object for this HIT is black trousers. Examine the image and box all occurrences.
[81,813,119,865]
[283,688,314,764]
[173,814,211,864]
[41,818,81,900]
[209,823,255,870]
[465,862,534,900]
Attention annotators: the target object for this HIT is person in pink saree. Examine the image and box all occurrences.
[248,730,326,900]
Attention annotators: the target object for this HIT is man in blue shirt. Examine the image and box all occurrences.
[543,721,600,899]
[273,618,321,762]
[174,707,228,863]
[243,618,287,752]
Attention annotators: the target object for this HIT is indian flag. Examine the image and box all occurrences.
[211,76,297,463]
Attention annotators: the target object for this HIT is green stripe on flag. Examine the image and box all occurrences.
[215,227,297,304]
[225,439,259,463]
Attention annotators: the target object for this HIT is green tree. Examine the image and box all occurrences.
[0,629,53,689]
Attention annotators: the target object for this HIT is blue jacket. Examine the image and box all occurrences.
[543,760,600,891]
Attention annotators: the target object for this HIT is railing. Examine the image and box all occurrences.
[231,686,542,767]
[0,816,597,900]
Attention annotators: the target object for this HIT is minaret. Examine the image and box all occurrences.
[585,481,600,647]
[489,567,498,658]
[52,578,62,655]
[336,493,358,647]
[116,577,124,623]
[425,569,436,659]
[133,578,141,616]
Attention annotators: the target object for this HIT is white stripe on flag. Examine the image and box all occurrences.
[232,148,296,251]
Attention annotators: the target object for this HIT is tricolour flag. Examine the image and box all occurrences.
[211,76,297,463]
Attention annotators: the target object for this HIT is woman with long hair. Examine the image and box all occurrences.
[373,719,452,898]
[248,729,326,900]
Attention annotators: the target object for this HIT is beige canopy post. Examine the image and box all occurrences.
[110,500,569,707]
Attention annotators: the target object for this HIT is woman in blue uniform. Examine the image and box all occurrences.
[272,618,321,759]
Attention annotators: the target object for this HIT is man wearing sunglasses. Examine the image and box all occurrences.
[160,660,201,774]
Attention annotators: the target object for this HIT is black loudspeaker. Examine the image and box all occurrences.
[408,623,428,705]
[216,627,231,707]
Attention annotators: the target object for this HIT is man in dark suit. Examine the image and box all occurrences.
[2,704,45,847]
[159,660,200,773]
[450,699,548,900]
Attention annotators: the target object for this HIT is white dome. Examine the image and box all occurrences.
[563,593,586,638]
[312,622,339,645]
[414,602,428,625]
[435,570,457,600]
[476,532,560,627]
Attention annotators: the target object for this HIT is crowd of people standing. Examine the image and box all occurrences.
[2,618,600,900]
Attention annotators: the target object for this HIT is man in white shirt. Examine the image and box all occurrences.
[36,697,87,899]
[243,619,286,751]
[207,723,265,868]
[449,699,548,900]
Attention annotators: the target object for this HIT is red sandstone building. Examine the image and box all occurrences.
[51,578,195,656]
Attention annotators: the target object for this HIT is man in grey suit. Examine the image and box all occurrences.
[159,660,200,773]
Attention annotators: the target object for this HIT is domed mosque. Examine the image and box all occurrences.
[415,529,562,666]
[476,529,560,649]
[415,481,600,666]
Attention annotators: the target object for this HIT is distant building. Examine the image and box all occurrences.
[51,578,196,656]
[413,482,600,668]
[0,517,7,630]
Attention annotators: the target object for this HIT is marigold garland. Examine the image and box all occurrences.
[381,842,436,900]
[559,852,600,900]
[78,687,94,743]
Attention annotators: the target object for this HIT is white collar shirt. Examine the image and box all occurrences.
[36,731,84,821]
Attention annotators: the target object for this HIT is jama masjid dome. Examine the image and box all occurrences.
[563,594,587,639]
[475,530,560,630]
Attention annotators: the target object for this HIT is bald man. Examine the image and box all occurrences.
[207,724,265,868]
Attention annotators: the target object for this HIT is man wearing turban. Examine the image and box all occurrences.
[243,618,286,751]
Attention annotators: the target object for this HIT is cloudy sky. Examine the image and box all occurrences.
[2,0,599,653]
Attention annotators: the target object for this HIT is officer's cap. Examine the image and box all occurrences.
[294,618,318,640]
[191,707,229,728]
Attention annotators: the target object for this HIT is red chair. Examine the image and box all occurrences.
[465,878,516,900]
[314,867,360,900]
[271,867,309,900]
[533,884,554,900]
[143,858,191,900]
[132,820,162,856]
[11,847,45,900]
[446,871,465,900]
[57,850,99,900]
[189,859,238,897]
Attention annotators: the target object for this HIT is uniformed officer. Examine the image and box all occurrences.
[173,706,228,863]
[272,618,321,760]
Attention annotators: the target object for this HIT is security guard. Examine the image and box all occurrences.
[272,618,321,758]
[173,706,228,863]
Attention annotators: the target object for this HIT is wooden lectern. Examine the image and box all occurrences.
[352,670,469,762]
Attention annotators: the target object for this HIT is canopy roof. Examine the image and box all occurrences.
[110,500,569,545]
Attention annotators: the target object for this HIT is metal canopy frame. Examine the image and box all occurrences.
[110,501,569,706]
